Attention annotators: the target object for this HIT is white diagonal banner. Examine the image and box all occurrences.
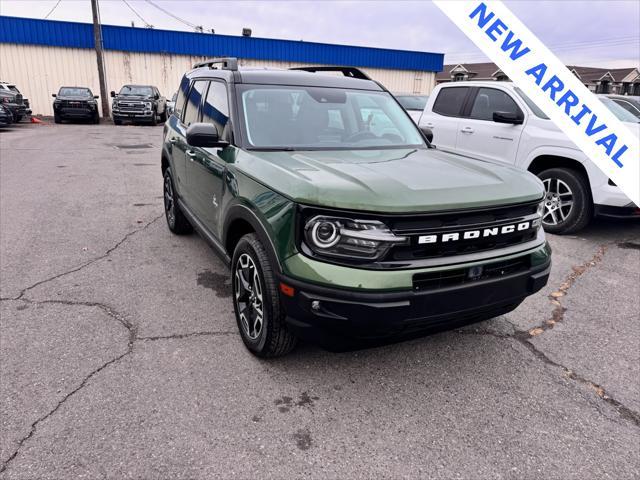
[433,0,639,206]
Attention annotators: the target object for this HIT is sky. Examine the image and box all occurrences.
[1,0,639,68]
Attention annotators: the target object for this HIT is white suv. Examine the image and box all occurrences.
[419,81,639,233]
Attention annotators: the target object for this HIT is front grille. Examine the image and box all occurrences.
[61,100,88,108]
[412,255,530,291]
[298,200,542,269]
[117,101,145,112]
[386,201,540,261]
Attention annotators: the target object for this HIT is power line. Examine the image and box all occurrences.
[122,0,153,28]
[447,38,640,63]
[44,0,62,19]
[144,0,199,30]
[446,36,640,57]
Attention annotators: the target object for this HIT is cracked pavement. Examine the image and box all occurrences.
[1,123,639,479]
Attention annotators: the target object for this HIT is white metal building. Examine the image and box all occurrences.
[0,16,444,116]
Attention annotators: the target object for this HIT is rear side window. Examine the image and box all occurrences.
[182,80,208,126]
[173,77,189,118]
[432,87,469,116]
[202,81,229,135]
[470,88,521,121]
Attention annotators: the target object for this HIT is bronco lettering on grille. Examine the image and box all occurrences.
[417,221,532,244]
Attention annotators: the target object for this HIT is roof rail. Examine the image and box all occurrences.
[289,66,371,80]
[193,57,239,71]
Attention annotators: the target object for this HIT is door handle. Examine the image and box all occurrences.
[424,123,435,129]
[169,138,176,144]
[186,150,196,161]
[460,126,474,134]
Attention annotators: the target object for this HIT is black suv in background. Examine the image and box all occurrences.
[111,85,167,125]
[52,87,100,123]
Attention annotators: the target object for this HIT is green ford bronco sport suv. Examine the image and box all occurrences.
[161,58,551,357]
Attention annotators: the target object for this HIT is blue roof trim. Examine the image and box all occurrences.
[0,16,443,72]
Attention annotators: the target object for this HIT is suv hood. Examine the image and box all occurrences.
[237,148,544,213]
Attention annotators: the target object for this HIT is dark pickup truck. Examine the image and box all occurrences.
[0,90,27,122]
[0,82,31,121]
[111,85,167,125]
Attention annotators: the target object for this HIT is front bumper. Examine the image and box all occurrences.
[595,203,640,219]
[55,107,95,118]
[113,109,154,120]
[279,243,551,346]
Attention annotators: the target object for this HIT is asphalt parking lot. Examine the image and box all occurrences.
[1,121,639,479]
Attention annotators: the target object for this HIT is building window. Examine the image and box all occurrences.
[634,83,640,96]
[597,81,610,94]
[453,73,465,82]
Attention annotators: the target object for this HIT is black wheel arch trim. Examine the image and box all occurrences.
[223,203,283,274]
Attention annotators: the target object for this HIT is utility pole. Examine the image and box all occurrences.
[91,0,110,119]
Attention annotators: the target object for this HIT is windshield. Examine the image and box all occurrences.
[514,87,549,119]
[120,86,153,96]
[395,95,428,111]
[600,97,640,123]
[59,87,92,97]
[239,86,425,150]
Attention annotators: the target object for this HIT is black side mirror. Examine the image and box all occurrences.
[186,123,228,148]
[493,111,523,125]
[420,126,434,143]
[52,94,57,97]
[154,94,160,100]
[94,95,99,99]
[110,91,116,98]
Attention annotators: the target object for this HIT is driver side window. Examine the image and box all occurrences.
[469,88,520,121]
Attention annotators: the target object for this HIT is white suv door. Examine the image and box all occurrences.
[455,87,525,165]
[420,85,470,152]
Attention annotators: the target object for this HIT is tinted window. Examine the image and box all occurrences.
[470,88,520,121]
[432,87,469,116]
[395,95,428,111]
[173,78,189,118]
[182,80,207,126]
[202,81,229,135]
[611,99,640,118]
[600,97,640,123]
[58,87,92,97]
[514,87,549,119]
[119,85,153,96]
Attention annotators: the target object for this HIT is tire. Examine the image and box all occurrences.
[538,168,592,234]
[54,113,61,124]
[232,233,298,358]
[163,168,192,234]
[113,118,122,125]
[150,109,157,126]
[159,109,167,122]
[93,113,100,124]
[15,115,22,123]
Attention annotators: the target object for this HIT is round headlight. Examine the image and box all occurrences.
[310,220,340,248]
